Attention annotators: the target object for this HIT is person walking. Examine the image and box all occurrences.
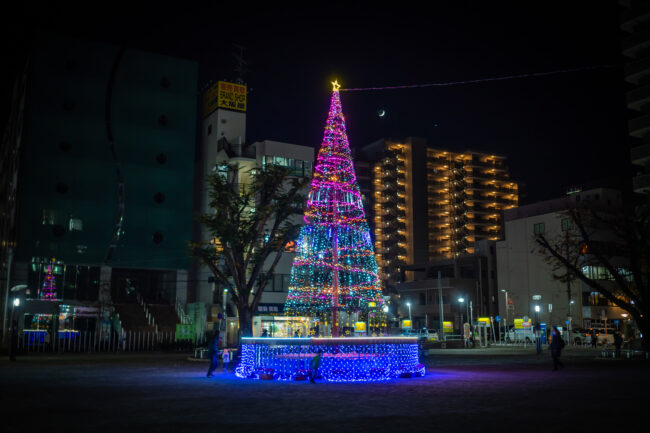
[550,326,565,371]
[309,349,323,383]
[614,331,623,358]
[222,348,231,372]
[590,329,598,348]
[206,332,220,377]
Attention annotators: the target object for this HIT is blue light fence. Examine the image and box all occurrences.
[235,337,425,382]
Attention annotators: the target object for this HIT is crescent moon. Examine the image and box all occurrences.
[378,109,386,117]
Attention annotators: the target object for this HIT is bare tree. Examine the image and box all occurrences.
[191,163,308,337]
[535,197,650,352]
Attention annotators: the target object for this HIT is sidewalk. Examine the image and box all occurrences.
[426,345,606,357]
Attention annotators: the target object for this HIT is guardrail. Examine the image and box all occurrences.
[17,330,181,353]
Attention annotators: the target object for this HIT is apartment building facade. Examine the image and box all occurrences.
[360,137,518,289]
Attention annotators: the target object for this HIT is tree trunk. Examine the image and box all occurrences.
[238,302,254,338]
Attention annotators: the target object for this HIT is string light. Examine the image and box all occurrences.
[235,338,425,382]
[284,82,383,317]
[341,64,617,92]
[235,84,426,383]
[40,259,57,300]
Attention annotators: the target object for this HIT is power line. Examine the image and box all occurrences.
[341,64,618,92]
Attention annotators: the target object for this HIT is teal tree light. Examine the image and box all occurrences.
[284,81,384,334]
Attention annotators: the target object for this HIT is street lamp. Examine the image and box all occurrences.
[3,284,27,345]
[382,305,389,313]
[458,297,465,330]
[405,301,412,322]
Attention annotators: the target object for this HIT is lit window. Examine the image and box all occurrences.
[42,209,55,225]
[68,218,83,231]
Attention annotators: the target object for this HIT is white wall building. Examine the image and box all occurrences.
[496,188,626,335]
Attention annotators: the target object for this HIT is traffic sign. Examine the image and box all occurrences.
[495,315,501,322]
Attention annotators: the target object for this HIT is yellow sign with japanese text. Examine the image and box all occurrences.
[217,80,247,112]
[477,317,491,327]
[443,321,453,333]
[355,322,366,332]
[401,319,412,329]
[514,318,523,329]
[202,81,247,117]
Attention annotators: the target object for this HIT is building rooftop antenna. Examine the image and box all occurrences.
[233,43,247,85]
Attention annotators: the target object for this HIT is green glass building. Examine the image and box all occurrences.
[2,34,197,334]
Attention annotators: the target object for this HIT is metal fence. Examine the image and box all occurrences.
[16,330,205,354]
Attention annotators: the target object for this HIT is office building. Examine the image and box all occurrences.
[394,240,499,331]
[1,34,198,337]
[496,188,628,333]
[194,82,315,331]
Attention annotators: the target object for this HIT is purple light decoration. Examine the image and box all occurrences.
[235,338,425,382]
[284,81,383,316]
[40,261,57,301]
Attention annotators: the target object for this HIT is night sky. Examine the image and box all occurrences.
[2,1,631,203]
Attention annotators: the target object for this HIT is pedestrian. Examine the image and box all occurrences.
[309,348,323,383]
[294,330,300,338]
[9,320,18,361]
[206,332,220,377]
[535,328,542,356]
[614,331,623,358]
[222,348,231,372]
[550,326,565,371]
[590,329,598,348]
[261,328,268,337]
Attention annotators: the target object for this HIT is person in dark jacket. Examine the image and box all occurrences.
[614,332,623,358]
[590,329,598,348]
[550,326,565,371]
[309,349,323,383]
[206,332,220,377]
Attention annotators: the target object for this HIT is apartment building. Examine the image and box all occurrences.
[361,137,518,289]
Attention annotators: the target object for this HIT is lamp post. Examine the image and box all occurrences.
[406,301,412,323]
[501,289,509,342]
[3,284,27,345]
[458,297,465,332]
[383,304,389,336]
[221,288,228,345]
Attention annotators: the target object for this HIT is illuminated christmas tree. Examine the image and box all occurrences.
[40,260,57,300]
[284,81,384,332]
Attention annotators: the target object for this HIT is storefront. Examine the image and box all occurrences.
[252,316,314,338]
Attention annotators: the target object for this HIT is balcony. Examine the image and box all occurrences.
[465,159,507,170]
[625,55,650,84]
[633,172,650,193]
[464,182,491,191]
[627,83,650,111]
[631,142,650,166]
[629,113,650,138]
[620,4,650,33]
[622,28,650,58]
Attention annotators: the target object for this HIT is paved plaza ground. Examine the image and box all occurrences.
[1,346,648,433]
